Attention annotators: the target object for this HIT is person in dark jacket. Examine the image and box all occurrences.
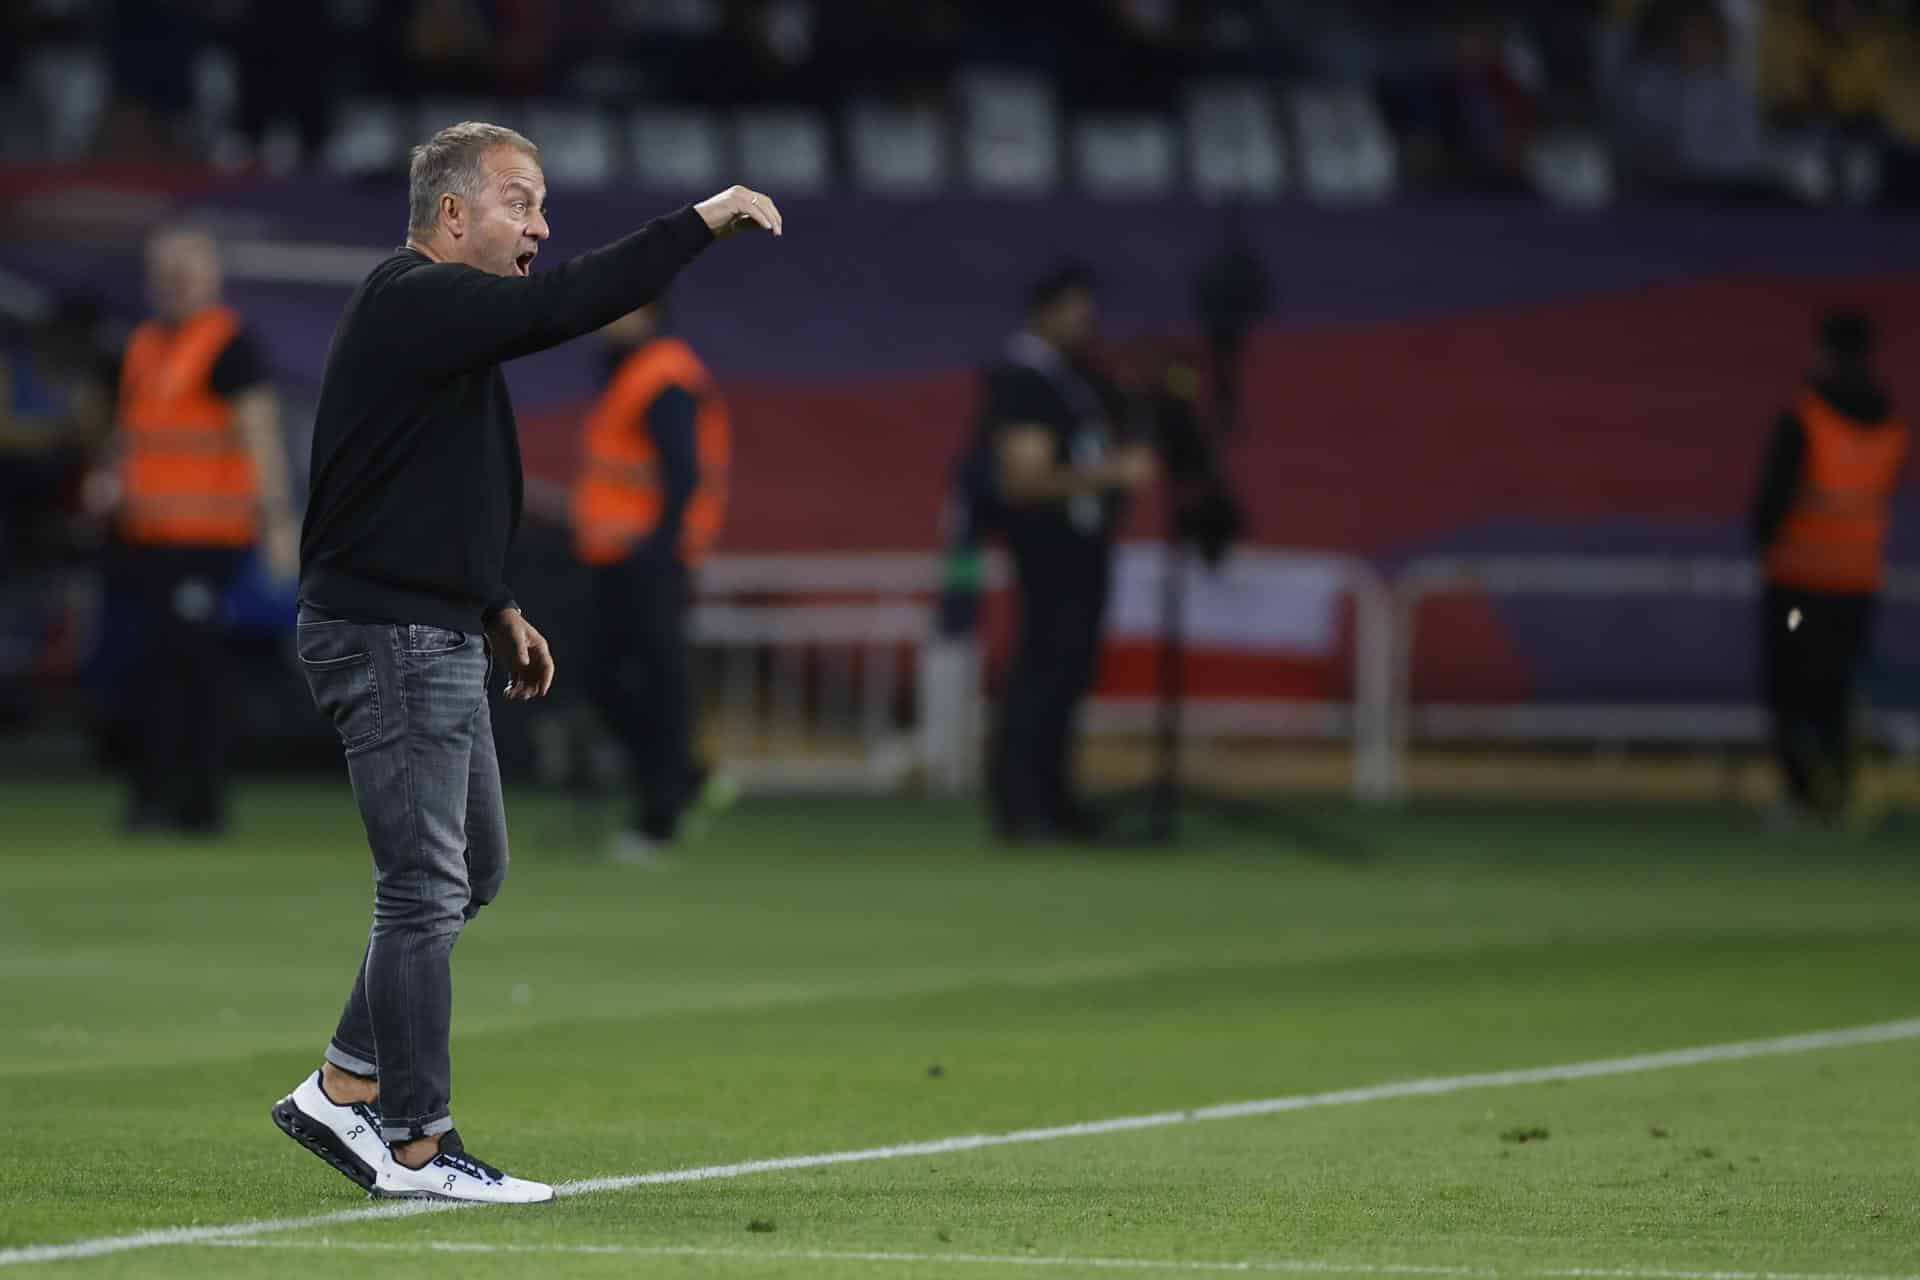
[275,120,781,1203]
[978,263,1154,843]
[1750,309,1909,824]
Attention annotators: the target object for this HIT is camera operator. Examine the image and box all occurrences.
[978,263,1154,844]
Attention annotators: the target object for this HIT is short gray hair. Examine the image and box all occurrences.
[407,121,539,238]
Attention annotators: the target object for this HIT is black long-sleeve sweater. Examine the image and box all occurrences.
[300,206,713,632]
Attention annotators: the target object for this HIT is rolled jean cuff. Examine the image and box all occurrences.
[324,1041,378,1078]
[380,1112,454,1144]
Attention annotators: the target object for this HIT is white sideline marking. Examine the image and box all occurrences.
[209,1238,1492,1274]
[4,1017,1918,1269]
[202,1238,1920,1280]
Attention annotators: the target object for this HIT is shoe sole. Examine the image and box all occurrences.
[270,1097,379,1192]
[370,1184,555,1204]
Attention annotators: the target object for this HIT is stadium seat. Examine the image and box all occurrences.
[415,100,505,143]
[735,108,833,194]
[846,101,949,194]
[630,108,726,190]
[957,67,1061,192]
[525,104,616,185]
[1770,132,1834,204]
[1073,115,1177,196]
[1837,141,1885,208]
[190,47,240,147]
[1769,131,1882,206]
[1287,84,1398,203]
[322,99,405,175]
[20,47,110,161]
[1526,132,1615,208]
[1185,81,1288,198]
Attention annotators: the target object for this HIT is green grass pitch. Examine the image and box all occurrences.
[4,778,1920,1277]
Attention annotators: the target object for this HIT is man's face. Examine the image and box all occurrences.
[146,232,220,324]
[1042,287,1099,354]
[457,147,550,278]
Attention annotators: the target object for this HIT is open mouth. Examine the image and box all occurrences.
[514,252,535,276]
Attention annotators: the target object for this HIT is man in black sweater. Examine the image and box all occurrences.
[273,121,781,1203]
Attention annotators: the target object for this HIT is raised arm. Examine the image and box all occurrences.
[387,187,782,378]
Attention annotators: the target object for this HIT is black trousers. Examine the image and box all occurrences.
[122,543,246,830]
[1761,584,1876,815]
[587,552,699,840]
[991,534,1112,832]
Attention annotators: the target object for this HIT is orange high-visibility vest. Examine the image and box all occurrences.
[571,337,731,566]
[116,305,260,549]
[1766,390,1909,593]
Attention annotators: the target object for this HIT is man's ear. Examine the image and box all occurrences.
[441,193,464,239]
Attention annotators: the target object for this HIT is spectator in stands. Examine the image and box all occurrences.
[1384,7,1543,191]
[210,1,346,169]
[109,226,297,836]
[1760,0,1894,130]
[730,0,829,105]
[1606,0,1765,83]
[1064,1,1258,111]
[978,263,1154,845]
[570,299,733,864]
[404,0,501,96]
[100,0,202,159]
[1613,0,1777,196]
[1875,13,1920,202]
[494,0,559,96]
[813,1,969,101]
[591,0,737,106]
[1750,309,1908,825]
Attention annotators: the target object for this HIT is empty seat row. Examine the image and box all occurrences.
[9,46,1620,206]
[329,78,1400,201]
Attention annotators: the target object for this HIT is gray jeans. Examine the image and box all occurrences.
[296,603,508,1142]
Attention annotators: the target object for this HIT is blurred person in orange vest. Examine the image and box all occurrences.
[571,299,731,863]
[112,225,298,835]
[1750,308,1908,824]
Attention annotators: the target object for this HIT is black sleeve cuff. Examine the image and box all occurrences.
[671,203,718,248]
[482,597,518,626]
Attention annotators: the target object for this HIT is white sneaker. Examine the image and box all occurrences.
[609,829,670,866]
[373,1129,554,1203]
[271,1069,389,1192]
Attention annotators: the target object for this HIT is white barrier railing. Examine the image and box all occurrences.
[1385,556,1920,803]
[688,549,1920,803]
[691,546,1394,801]
[968,547,1395,801]
[691,570,937,793]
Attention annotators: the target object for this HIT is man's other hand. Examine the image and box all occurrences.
[696,186,784,238]
[486,608,555,701]
[263,517,300,584]
[1111,445,1157,492]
